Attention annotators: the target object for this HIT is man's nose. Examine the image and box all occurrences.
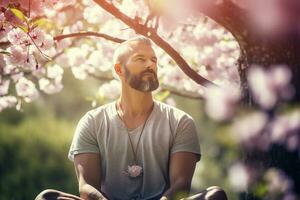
[145,59,156,69]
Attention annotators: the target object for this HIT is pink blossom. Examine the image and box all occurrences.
[269,110,300,150]
[15,77,38,102]
[232,111,270,150]
[32,66,46,78]
[0,13,5,26]
[29,28,54,50]
[204,85,241,121]
[42,34,54,50]
[19,0,45,17]
[11,72,24,83]
[0,96,17,112]
[39,77,63,94]
[70,21,84,33]
[0,21,12,40]
[7,28,29,46]
[23,54,36,70]
[162,67,185,89]
[231,0,298,36]
[0,0,10,7]
[283,192,297,200]
[228,162,249,192]
[247,65,294,110]
[56,38,72,51]
[98,80,120,100]
[0,80,10,96]
[52,0,76,10]
[3,64,18,77]
[265,168,294,193]
[71,65,88,80]
[127,165,143,178]
[47,64,64,79]
[286,134,299,152]
[5,46,27,66]
[83,6,110,24]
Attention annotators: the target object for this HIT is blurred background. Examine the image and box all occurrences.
[1,0,300,200]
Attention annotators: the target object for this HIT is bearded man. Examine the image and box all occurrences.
[35,36,227,200]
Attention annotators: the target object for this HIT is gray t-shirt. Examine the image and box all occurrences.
[68,100,201,200]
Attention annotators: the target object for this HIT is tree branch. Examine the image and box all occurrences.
[54,32,126,43]
[0,41,11,49]
[92,0,216,87]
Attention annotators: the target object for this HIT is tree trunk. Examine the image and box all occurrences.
[195,0,300,103]
[195,1,300,199]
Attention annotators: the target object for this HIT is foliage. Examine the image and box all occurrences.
[0,112,78,200]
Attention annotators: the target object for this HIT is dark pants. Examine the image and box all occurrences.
[35,186,227,200]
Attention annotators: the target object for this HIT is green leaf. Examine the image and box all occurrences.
[31,18,49,27]
[10,8,26,22]
[154,90,170,101]
[16,25,28,32]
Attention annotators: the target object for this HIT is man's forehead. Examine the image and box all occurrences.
[128,43,156,56]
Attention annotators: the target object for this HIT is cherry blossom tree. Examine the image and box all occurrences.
[0,0,299,200]
[0,0,241,111]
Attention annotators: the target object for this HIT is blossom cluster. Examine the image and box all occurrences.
[203,65,299,199]
[1,0,242,111]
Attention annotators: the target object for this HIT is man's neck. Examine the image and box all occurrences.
[118,86,154,118]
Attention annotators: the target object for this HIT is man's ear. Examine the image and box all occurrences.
[114,63,122,76]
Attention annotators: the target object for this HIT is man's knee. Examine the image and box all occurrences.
[205,186,227,200]
[35,189,60,200]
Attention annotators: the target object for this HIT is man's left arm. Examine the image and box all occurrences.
[161,152,199,200]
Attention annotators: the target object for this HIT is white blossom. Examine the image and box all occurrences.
[0,80,10,96]
[39,77,63,94]
[204,85,241,121]
[232,112,267,140]
[247,65,294,110]
[47,64,64,79]
[0,96,18,112]
[98,80,120,100]
[15,77,39,102]
[265,168,294,193]
[228,163,249,192]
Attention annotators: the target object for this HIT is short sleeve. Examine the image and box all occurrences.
[68,112,100,161]
[171,115,201,161]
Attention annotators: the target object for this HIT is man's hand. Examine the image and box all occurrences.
[160,196,168,200]
[162,152,199,200]
[74,153,107,200]
[80,184,108,200]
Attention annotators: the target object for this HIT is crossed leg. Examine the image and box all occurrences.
[35,189,83,200]
[35,186,227,200]
[185,186,227,200]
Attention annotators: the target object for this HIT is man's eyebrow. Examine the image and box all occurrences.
[133,54,145,58]
[133,54,157,60]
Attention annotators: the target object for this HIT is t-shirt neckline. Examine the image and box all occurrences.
[113,100,158,132]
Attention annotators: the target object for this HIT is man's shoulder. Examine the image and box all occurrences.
[84,101,115,119]
[154,100,192,120]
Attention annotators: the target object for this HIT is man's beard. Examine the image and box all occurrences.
[124,66,159,92]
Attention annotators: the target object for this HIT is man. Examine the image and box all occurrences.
[35,36,227,200]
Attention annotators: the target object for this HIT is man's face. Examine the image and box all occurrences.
[123,43,159,92]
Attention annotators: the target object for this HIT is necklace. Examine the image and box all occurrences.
[117,101,152,178]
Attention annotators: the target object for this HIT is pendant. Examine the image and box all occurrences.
[122,165,143,178]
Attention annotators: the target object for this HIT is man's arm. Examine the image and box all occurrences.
[74,153,108,200]
[161,152,199,200]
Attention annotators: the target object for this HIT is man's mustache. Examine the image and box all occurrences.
[141,69,156,76]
